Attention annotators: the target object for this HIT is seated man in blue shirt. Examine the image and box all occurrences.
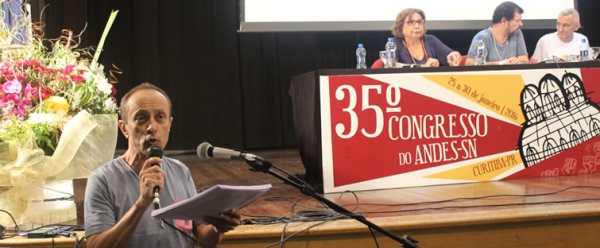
[465,1,529,65]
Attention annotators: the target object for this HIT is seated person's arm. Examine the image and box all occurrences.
[498,56,530,65]
[515,30,529,64]
[422,58,440,67]
[517,54,530,64]
[466,57,516,66]
[446,51,462,66]
[464,57,476,66]
[428,35,460,66]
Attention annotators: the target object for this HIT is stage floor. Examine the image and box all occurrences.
[7,148,598,247]
[172,149,600,248]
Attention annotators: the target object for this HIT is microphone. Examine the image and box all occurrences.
[197,142,261,161]
[146,146,163,210]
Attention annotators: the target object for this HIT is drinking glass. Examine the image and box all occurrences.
[379,51,388,68]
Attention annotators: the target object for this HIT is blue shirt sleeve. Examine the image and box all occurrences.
[467,34,480,59]
[84,170,116,237]
[515,29,528,57]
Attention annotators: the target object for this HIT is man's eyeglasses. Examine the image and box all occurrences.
[406,20,425,26]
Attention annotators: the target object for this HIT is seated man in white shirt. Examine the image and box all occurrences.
[531,8,590,63]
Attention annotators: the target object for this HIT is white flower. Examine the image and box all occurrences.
[104,98,117,112]
[95,75,112,95]
[25,113,55,124]
[84,70,112,95]
[70,91,83,111]
[26,113,72,130]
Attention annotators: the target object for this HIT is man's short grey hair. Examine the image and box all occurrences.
[560,8,580,23]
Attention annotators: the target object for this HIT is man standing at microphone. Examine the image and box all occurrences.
[84,83,241,247]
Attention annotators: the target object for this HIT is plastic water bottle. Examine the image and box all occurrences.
[385,38,397,68]
[475,35,486,66]
[356,44,367,69]
[580,38,589,61]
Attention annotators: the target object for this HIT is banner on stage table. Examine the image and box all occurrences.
[320,68,600,193]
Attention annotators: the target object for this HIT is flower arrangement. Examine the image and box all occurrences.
[0,6,121,225]
[0,13,119,155]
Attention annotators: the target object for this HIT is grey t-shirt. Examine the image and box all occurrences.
[467,27,528,62]
[84,156,197,248]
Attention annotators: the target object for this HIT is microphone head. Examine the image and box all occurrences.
[197,142,213,159]
[146,146,163,158]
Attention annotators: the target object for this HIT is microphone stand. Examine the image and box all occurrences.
[240,156,421,248]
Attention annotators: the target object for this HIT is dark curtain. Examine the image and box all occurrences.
[36,0,244,150]
[36,0,600,152]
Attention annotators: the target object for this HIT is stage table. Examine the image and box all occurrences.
[289,62,600,193]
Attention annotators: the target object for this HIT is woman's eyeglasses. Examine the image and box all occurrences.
[406,20,425,26]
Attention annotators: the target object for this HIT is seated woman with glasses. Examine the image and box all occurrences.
[391,8,462,67]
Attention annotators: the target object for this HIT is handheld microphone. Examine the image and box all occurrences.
[146,146,163,210]
[197,142,261,161]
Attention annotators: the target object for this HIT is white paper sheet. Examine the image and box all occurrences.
[151,184,272,224]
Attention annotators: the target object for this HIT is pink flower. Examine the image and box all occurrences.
[0,93,31,120]
[24,83,37,98]
[22,59,33,67]
[31,59,42,67]
[15,98,32,117]
[2,94,19,102]
[63,64,75,74]
[2,79,22,94]
[71,75,86,84]
[32,66,44,74]
[1,70,15,80]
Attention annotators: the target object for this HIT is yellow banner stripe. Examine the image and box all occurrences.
[425,152,523,181]
[423,75,525,125]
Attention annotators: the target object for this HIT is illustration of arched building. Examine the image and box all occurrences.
[519,72,600,167]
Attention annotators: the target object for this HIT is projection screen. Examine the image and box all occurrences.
[239,0,577,32]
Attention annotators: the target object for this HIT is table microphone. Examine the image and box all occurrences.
[146,146,163,210]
